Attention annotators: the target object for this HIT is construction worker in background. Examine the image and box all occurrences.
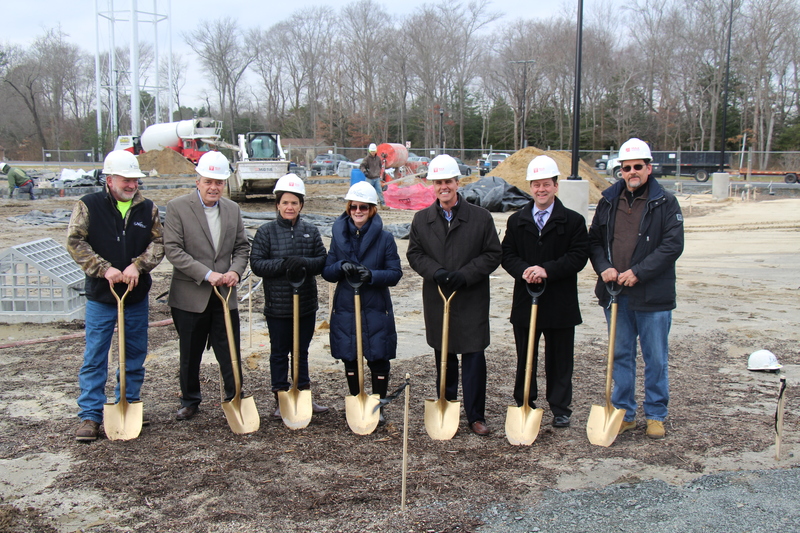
[501,155,589,428]
[67,150,164,441]
[2,162,36,200]
[359,143,386,208]
[588,137,684,439]
[249,174,330,418]
[163,151,251,422]
[407,154,502,436]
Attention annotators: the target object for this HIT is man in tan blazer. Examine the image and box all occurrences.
[164,151,251,421]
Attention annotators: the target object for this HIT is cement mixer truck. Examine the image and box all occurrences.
[114,118,233,164]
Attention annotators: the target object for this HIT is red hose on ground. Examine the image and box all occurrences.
[0,318,174,349]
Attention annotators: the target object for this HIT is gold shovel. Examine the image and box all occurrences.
[587,283,626,447]
[103,282,143,441]
[505,281,546,446]
[278,269,313,429]
[213,286,260,434]
[344,274,381,435]
[424,287,460,440]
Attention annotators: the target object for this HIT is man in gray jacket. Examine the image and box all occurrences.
[164,151,250,422]
[407,154,502,435]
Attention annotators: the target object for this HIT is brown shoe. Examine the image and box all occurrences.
[646,419,665,439]
[75,420,100,442]
[312,402,330,414]
[176,406,198,420]
[469,420,490,436]
[618,420,637,435]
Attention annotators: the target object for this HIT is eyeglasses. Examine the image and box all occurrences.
[622,164,646,172]
[349,204,370,212]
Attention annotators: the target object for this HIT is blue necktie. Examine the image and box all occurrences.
[536,210,546,230]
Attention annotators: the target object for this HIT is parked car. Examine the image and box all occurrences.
[454,157,472,177]
[478,153,509,176]
[595,153,621,179]
[311,153,349,176]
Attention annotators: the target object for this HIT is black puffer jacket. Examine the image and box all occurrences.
[250,214,327,318]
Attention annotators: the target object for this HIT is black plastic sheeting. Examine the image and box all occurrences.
[460,176,532,212]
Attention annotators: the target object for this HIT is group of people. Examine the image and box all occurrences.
[67,136,683,443]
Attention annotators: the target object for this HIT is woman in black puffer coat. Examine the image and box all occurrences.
[250,174,328,417]
[322,182,402,420]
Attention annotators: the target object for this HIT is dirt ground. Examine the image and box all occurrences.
[0,179,799,532]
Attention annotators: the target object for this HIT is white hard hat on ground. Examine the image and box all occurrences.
[274,173,306,196]
[426,154,461,180]
[103,150,145,178]
[618,138,652,162]
[345,181,378,205]
[527,155,560,181]
[368,143,377,153]
[747,349,782,371]
[196,151,231,180]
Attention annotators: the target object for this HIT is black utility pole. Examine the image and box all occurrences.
[720,0,735,172]
[568,0,584,180]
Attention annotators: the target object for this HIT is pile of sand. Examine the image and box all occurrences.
[137,149,197,177]
[477,147,610,204]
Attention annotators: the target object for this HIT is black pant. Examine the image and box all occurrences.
[171,295,240,408]
[343,358,390,397]
[265,314,315,391]
[434,349,486,424]
[512,323,574,417]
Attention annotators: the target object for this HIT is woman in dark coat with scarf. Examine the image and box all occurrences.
[322,181,402,420]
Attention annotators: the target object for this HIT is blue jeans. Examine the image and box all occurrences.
[604,295,671,422]
[78,298,149,423]
[366,177,385,205]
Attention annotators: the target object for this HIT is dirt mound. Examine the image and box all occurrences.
[488,147,610,203]
[137,149,197,177]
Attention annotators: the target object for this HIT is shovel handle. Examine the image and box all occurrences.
[605,281,622,298]
[287,266,307,289]
[525,280,546,301]
[108,281,131,400]
[213,285,244,401]
[521,281,545,407]
[437,286,457,400]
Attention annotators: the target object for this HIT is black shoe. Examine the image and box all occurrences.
[176,406,198,420]
[553,415,571,428]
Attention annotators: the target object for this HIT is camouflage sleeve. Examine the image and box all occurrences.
[132,202,165,273]
[66,200,111,278]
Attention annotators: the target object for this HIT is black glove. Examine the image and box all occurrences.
[357,265,372,283]
[341,261,360,277]
[434,269,449,287]
[445,271,466,292]
[284,256,304,275]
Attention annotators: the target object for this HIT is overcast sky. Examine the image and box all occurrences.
[5,0,616,108]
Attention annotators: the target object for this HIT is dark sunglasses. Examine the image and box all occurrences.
[622,164,646,172]
[349,204,370,212]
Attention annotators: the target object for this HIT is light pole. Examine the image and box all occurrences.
[510,60,535,150]
[568,0,584,180]
[720,0,735,172]
[439,108,444,155]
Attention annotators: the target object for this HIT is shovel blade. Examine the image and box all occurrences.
[103,399,143,441]
[278,389,312,430]
[424,398,461,440]
[586,404,627,447]
[345,393,382,435]
[504,405,544,446]
[221,394,261,434]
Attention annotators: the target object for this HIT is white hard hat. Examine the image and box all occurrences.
[345,181,378,205]
[196,151,231,180]
[618,138,652,162]
[103,150,145,178]
[426,154,460,180]
[747,349,782,371]
[274,173,306,196]
[0,162,9,173]
[527,155,560,181]
[368,143,377,153]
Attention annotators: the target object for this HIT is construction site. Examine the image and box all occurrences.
[0,150,799,532]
